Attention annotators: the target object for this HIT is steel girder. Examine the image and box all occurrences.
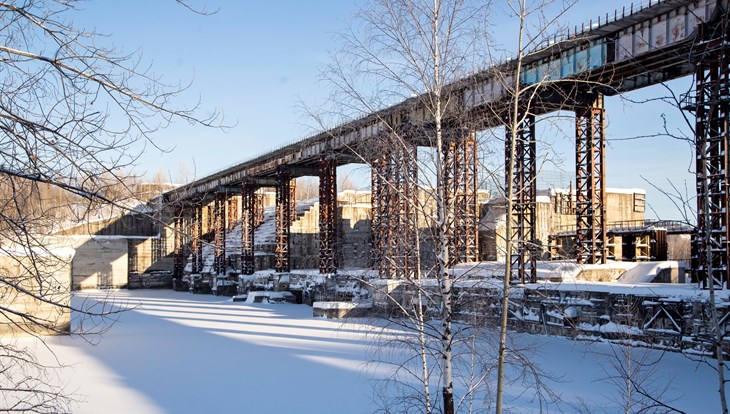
[319,157,338,274]
[275,168,292,273]
[241,184,256,275]
[213,193,226,275]
[371,141,419,279]
[575,94,607,265]
[692,20,730,289]
[443,129,480,267]
[505,113,537,283]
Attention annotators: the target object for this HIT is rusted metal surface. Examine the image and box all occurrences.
[241,184,256,275]
[443,129,479,267]
[289,178,297,223]
[192,203,203,273]
[213,193,226,275]
[506,114,537,283]
[371,139,418,279]
[173,207,184,279]
[692,18,730,288]
[575,94,606,265]
[275,167,292,273]
[319,157,338,274]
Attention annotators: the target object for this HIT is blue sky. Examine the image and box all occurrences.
[72,1,696,220]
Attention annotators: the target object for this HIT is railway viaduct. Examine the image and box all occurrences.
[163,0,730,287]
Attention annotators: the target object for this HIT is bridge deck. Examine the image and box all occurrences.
[165,0,724,203]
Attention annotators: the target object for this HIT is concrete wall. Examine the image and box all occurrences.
[480,188,647,262]
[0,254,71,336]
[290,204,319,270]
[70,237,129,289]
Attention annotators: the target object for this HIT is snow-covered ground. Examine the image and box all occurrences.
[14,290,726,413]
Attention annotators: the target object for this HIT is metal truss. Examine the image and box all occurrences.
[370,158,384,270]
[505,113,537,283]
[192,203,203,273]
[241,184,256,275]
[691,20,730,289]
[575,94,607,265]
[443,129,479,267]
[205,204,213,241]
[275,167,292,272]
[290,178,297,223]
[173,206,184,279]
[213,193,226,276]
[319,157,338,274]
[371,140,418,279]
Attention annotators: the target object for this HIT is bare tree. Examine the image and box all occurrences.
[0,1,221,412]
[315,0,494,412]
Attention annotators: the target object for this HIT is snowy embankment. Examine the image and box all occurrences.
[12,290,727,413]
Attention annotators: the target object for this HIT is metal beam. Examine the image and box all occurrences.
[213,193,226,276]
[241,183,256,275]
[275,167,292,273]
[506,113,537,283]
[443,129,480,267]
[287,165,321,177]
[173,207,184,280]
[319,156,338,274]
[371,138,418,279]
[192,203,203,273]
[575,94,607,265]
[691,20,730,289]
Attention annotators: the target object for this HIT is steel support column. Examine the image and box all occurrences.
[319,157,338,274]
[173,206,184,279]
[290,178,297,222]
[371,140,418,279]
[506,113,537,283]
[213,193,226,275]
[371,157,384,270]
[241,184,256,275]
[275,168,292,273]
[443,129,480,267]
[192,203,203,273]
[575,94,607,265]
[691,21,730,288]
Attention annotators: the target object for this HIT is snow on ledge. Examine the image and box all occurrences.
[313,301,372,310]
[313,301,357,310]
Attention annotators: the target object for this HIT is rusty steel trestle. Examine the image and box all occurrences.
[275,168,292,272]
[505,113,537,283]
[443,129,479,267]
[319,157,338,274]
[241,184,256,275]
[691,19,730,289]
[213,193,227,275]
[371,139,418,279]
[575,94,607,265]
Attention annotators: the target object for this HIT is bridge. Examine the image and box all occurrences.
[163,0,730,287]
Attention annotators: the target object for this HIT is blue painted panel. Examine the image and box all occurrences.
[561,53,575,78]
[544,61,560,80]
[587,42,605,69]
[575,49,589,73]
[521,67,537,85]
